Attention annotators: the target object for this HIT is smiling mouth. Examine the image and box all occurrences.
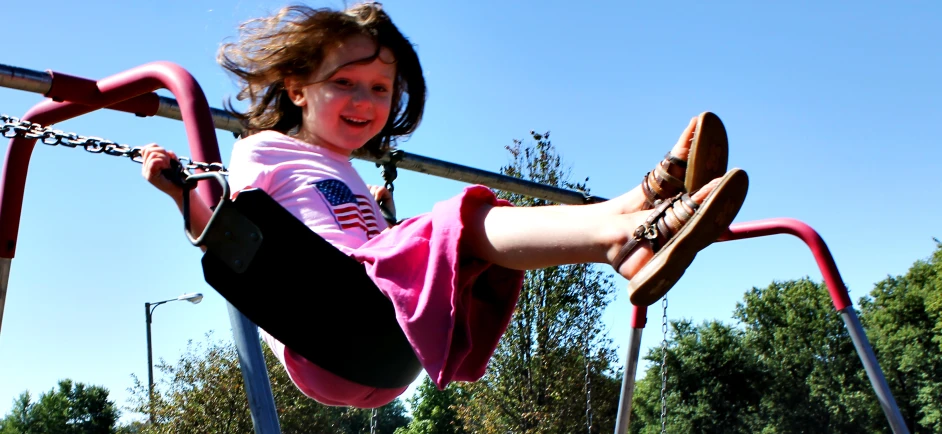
[342,116,370,127]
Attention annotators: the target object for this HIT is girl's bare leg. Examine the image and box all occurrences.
[464,176,722,280]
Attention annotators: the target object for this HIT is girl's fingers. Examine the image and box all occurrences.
[373,186,391,201]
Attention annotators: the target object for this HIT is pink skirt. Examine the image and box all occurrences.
[261,185,525,408]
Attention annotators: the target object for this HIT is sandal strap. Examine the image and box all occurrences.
[659,207,685,239]
[612,197,676,269]
[671,198,694,221]
[653,199,687,248]
[664,151,687,169]
[640,154,687,210]
[654,163,685,191]
[641,172,658,209]
[681,194,700,213]
[612,191,699,271]
[612,236,643,271]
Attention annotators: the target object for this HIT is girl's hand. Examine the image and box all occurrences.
[140,144,183,198]
[369,184,396,223]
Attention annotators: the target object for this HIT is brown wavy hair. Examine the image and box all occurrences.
[218,2,426,158]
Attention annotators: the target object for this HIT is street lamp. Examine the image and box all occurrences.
[144,292,203,423]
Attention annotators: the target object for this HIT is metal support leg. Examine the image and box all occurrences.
[614,305,647,434]
[229,304,282,434]
[0,258,10,335]
[840,307,909,433]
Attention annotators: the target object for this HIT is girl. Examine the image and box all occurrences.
[140,2,748,408]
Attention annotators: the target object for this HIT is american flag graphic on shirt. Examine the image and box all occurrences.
[312,179,380,238]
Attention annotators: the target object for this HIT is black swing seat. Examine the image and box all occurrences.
[196,186,423,390]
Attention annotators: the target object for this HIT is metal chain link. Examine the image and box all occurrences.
[585,350,593,434]
[0,114,228,175]
[660,296,669,434]
[370,408,378,434]
[582,277,594,434]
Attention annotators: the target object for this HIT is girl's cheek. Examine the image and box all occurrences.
[375,95,393,109]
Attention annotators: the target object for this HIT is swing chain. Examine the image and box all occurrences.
[370,408,378,434]
[582,282,593,434]
[0,114,229,175]
[584,338,593,434]
[660,296,669,434]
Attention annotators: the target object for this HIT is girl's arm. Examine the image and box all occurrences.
[140,144,213,252]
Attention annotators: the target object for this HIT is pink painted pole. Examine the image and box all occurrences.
[716,218,852,311]
[0,61,223,259]
[0,62,282,433]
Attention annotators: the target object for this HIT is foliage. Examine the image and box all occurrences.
[124,331,409,433]
[736,278,881,433]
[860,240,942,433]
[447,131,623,433]
[630,242,942,433]
[630,320,765,434]
[0,379,119,434]
[630,279,882,433]
[394,377,467,434]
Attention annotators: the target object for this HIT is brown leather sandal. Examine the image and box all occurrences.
[616,168,749,306]
[640,112,730,210]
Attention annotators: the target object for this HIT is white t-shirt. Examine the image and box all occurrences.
[225,130,388,255]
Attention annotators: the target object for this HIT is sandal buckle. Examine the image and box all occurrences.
[644,224,659,240]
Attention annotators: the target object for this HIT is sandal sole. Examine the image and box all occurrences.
[627,168,749,306]
[686,112,729,193]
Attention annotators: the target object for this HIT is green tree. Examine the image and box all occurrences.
[630,320,765,434]
[860,241,942,433]
[0,379,119,434]
[455,131,623,433]
[630,279,884,433]
[394,377,467,434]
[126,331,409,433]
[736,278,882,433]
[626,244,942,433]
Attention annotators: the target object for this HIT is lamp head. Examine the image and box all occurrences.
[178,293,204,304]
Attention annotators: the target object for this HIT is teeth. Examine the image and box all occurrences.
[343,116,369,124]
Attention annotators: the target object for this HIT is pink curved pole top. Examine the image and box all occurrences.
[0,61,224,258]
[629,217,853,328]
[717,218,852,311]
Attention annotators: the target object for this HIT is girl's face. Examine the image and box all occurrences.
[288,34,396,156]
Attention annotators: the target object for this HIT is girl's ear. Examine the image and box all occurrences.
[283,76,306,107]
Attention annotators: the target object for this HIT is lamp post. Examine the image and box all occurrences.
[144,292,203,423]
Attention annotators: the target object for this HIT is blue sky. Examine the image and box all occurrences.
[0,0,939,425]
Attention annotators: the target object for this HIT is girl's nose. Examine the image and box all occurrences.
[351,85,371,107]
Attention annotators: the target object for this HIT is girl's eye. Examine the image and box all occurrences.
[333,78,352,86]
[372,85,389,93]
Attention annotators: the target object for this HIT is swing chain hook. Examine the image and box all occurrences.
[0,114,229,176]
[377,149,404,192]
[376,149,403,225]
